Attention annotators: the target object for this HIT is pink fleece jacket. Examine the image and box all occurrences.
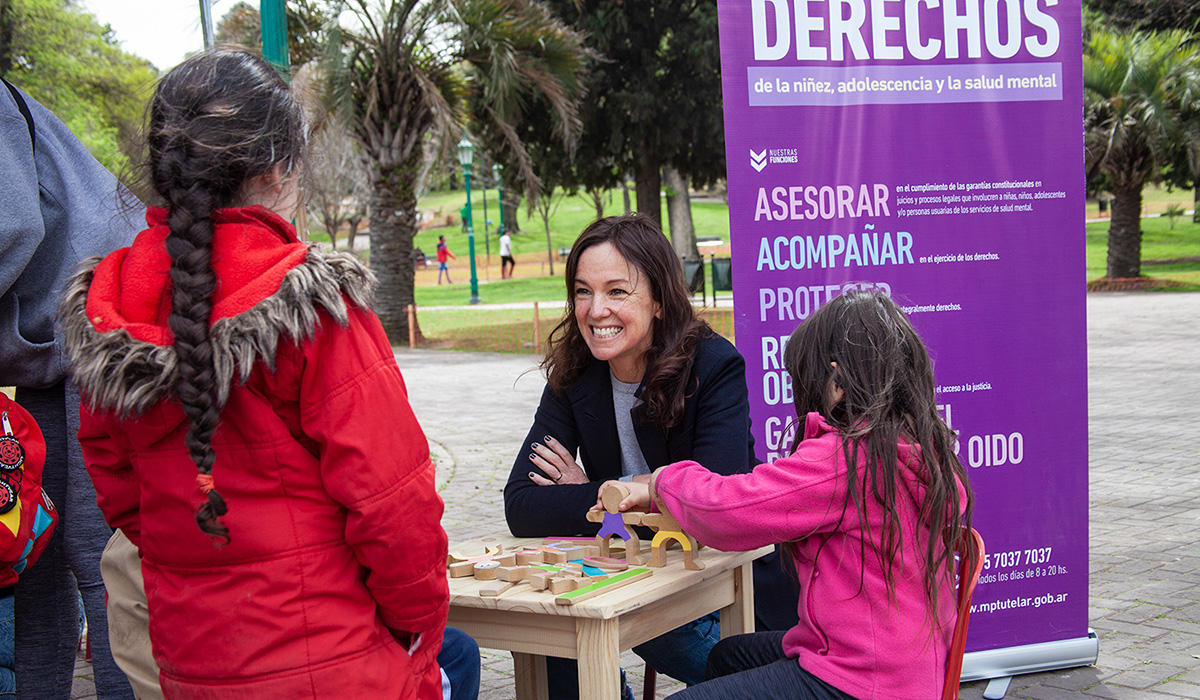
[654,412,964,700]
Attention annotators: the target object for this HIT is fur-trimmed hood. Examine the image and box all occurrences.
[58,206,375,417]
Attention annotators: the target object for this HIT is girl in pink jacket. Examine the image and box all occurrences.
[599,290,975,700]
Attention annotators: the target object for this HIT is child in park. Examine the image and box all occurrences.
[596,290,974,700]
[59,49,462,699]
[437,234,456,284]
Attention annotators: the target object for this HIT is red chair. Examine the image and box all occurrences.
[943,527,986,700]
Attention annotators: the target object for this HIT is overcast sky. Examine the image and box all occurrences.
[79,0,224,71]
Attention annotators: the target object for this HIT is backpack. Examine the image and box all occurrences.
[0,392,58,587]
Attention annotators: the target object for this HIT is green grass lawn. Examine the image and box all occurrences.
[1086,215,1200,290]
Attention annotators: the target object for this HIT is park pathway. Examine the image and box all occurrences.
[68,292,1200,700]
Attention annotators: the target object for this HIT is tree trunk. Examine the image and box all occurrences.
[542,209,555,276]
[370,155,422,342]
[664,166,699,260]
[346,216,363,252]
[1194,183,1199,224]
[622,181,631,215]
[1106,184,1144,279]
[634,155,662,228]
[588,187,605,219]
[502,193,521,234]
[320,210,340,249]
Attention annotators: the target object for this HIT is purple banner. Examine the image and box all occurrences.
[719,0,1088,655]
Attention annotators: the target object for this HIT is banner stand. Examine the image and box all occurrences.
[962,630,1099,697]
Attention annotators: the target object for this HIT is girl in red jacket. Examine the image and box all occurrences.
[60,49,456,699]
[599,290,975,700]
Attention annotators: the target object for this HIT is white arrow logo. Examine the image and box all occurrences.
[750,149,767,172]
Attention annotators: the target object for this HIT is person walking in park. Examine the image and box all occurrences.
[437,234,456,284]
[499,228,515,279]
[59,48,464,699]
[1,75,136,699]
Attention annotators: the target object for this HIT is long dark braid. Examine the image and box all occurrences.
[147,48,305,543]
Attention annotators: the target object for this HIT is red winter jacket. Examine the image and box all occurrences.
[60,206,448,700]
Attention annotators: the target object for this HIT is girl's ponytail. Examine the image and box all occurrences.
[162,172,228,542]
[146,48,305,543]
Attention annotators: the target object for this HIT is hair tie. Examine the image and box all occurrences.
[196,473,215,494]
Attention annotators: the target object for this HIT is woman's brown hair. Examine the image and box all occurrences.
[541,214,707,431]
[148,47,305,543]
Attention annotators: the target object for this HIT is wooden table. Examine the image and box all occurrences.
[447,533,771,700]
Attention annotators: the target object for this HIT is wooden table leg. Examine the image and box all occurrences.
[577,617,621,700]
[720,561,756,638]
[513,652,549,700]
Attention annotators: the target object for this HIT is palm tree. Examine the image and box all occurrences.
[329,0,589,338]
[1084,28,1200,280]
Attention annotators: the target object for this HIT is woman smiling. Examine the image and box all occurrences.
[504,214,764,697]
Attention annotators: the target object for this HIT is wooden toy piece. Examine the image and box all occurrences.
[583,556,629,572]
[555,567,653,605]
[496,566,534,582]
[447,544,502,564]
[529,572,554,591]
[641,508,705,571]
[550,545,587,560]
[539,547,568,564]
[494,552,518,567]
[586,483,646,566]
[545,539,614,557]
[473,560,501,580]
[516,549,545,566]
[479,579,517,597]
[449,561,477,578]
[548,576,580,594]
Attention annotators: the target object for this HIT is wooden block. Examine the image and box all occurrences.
[548,576,579,594]
[473,560,501,580]
[516,550,545,566]
[479,579,517,597]
[497,566,533,582]
[540,547,568,564]
[542,537,596,545]
[552,546,587,559]
[555,567,653,605]
[495,553,517,567]
[600,482,630,512]
[447,544,502,564]
[583,556,629,571]
[449,561,476,578]
[529,572,553,591]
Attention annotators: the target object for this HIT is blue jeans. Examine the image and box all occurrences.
[439,627,480,700]
[0,593,14,699]
[546,612,720,699]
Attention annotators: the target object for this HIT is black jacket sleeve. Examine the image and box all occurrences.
[503,383,613,537]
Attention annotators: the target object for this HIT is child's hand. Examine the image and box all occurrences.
[592,480,651,512]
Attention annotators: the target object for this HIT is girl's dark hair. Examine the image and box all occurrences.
[783,290,974,621]
[542,215,707,430]
[148,47,305,543]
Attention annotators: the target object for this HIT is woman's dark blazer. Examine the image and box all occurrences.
[504,331,755,537]
[503,331,801,631]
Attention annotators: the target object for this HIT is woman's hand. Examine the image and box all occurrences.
[591,479,652,512]
[527,435,588,486]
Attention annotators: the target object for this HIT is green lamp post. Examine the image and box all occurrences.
[493,163,505,235]
[458,138,481,305]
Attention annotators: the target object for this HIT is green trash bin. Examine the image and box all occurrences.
[712,257,733,291]
[682,258,705,296]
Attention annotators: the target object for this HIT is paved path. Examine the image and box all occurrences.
[71,292,1200,699]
